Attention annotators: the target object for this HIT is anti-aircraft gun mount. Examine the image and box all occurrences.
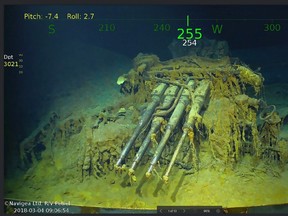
[17,53,288,186]
[114,53,288,183]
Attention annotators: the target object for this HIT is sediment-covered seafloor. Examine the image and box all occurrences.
[4,49,288,210]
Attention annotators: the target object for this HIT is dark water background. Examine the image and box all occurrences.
[4,5,288,177]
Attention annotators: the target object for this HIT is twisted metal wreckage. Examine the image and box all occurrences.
[114,53,288,183]
[19,53,288,185]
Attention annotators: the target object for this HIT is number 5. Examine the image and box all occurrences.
[186,28,193,39]
[195,28,202,39]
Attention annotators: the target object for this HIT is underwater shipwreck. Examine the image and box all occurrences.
[11,42,288,211]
